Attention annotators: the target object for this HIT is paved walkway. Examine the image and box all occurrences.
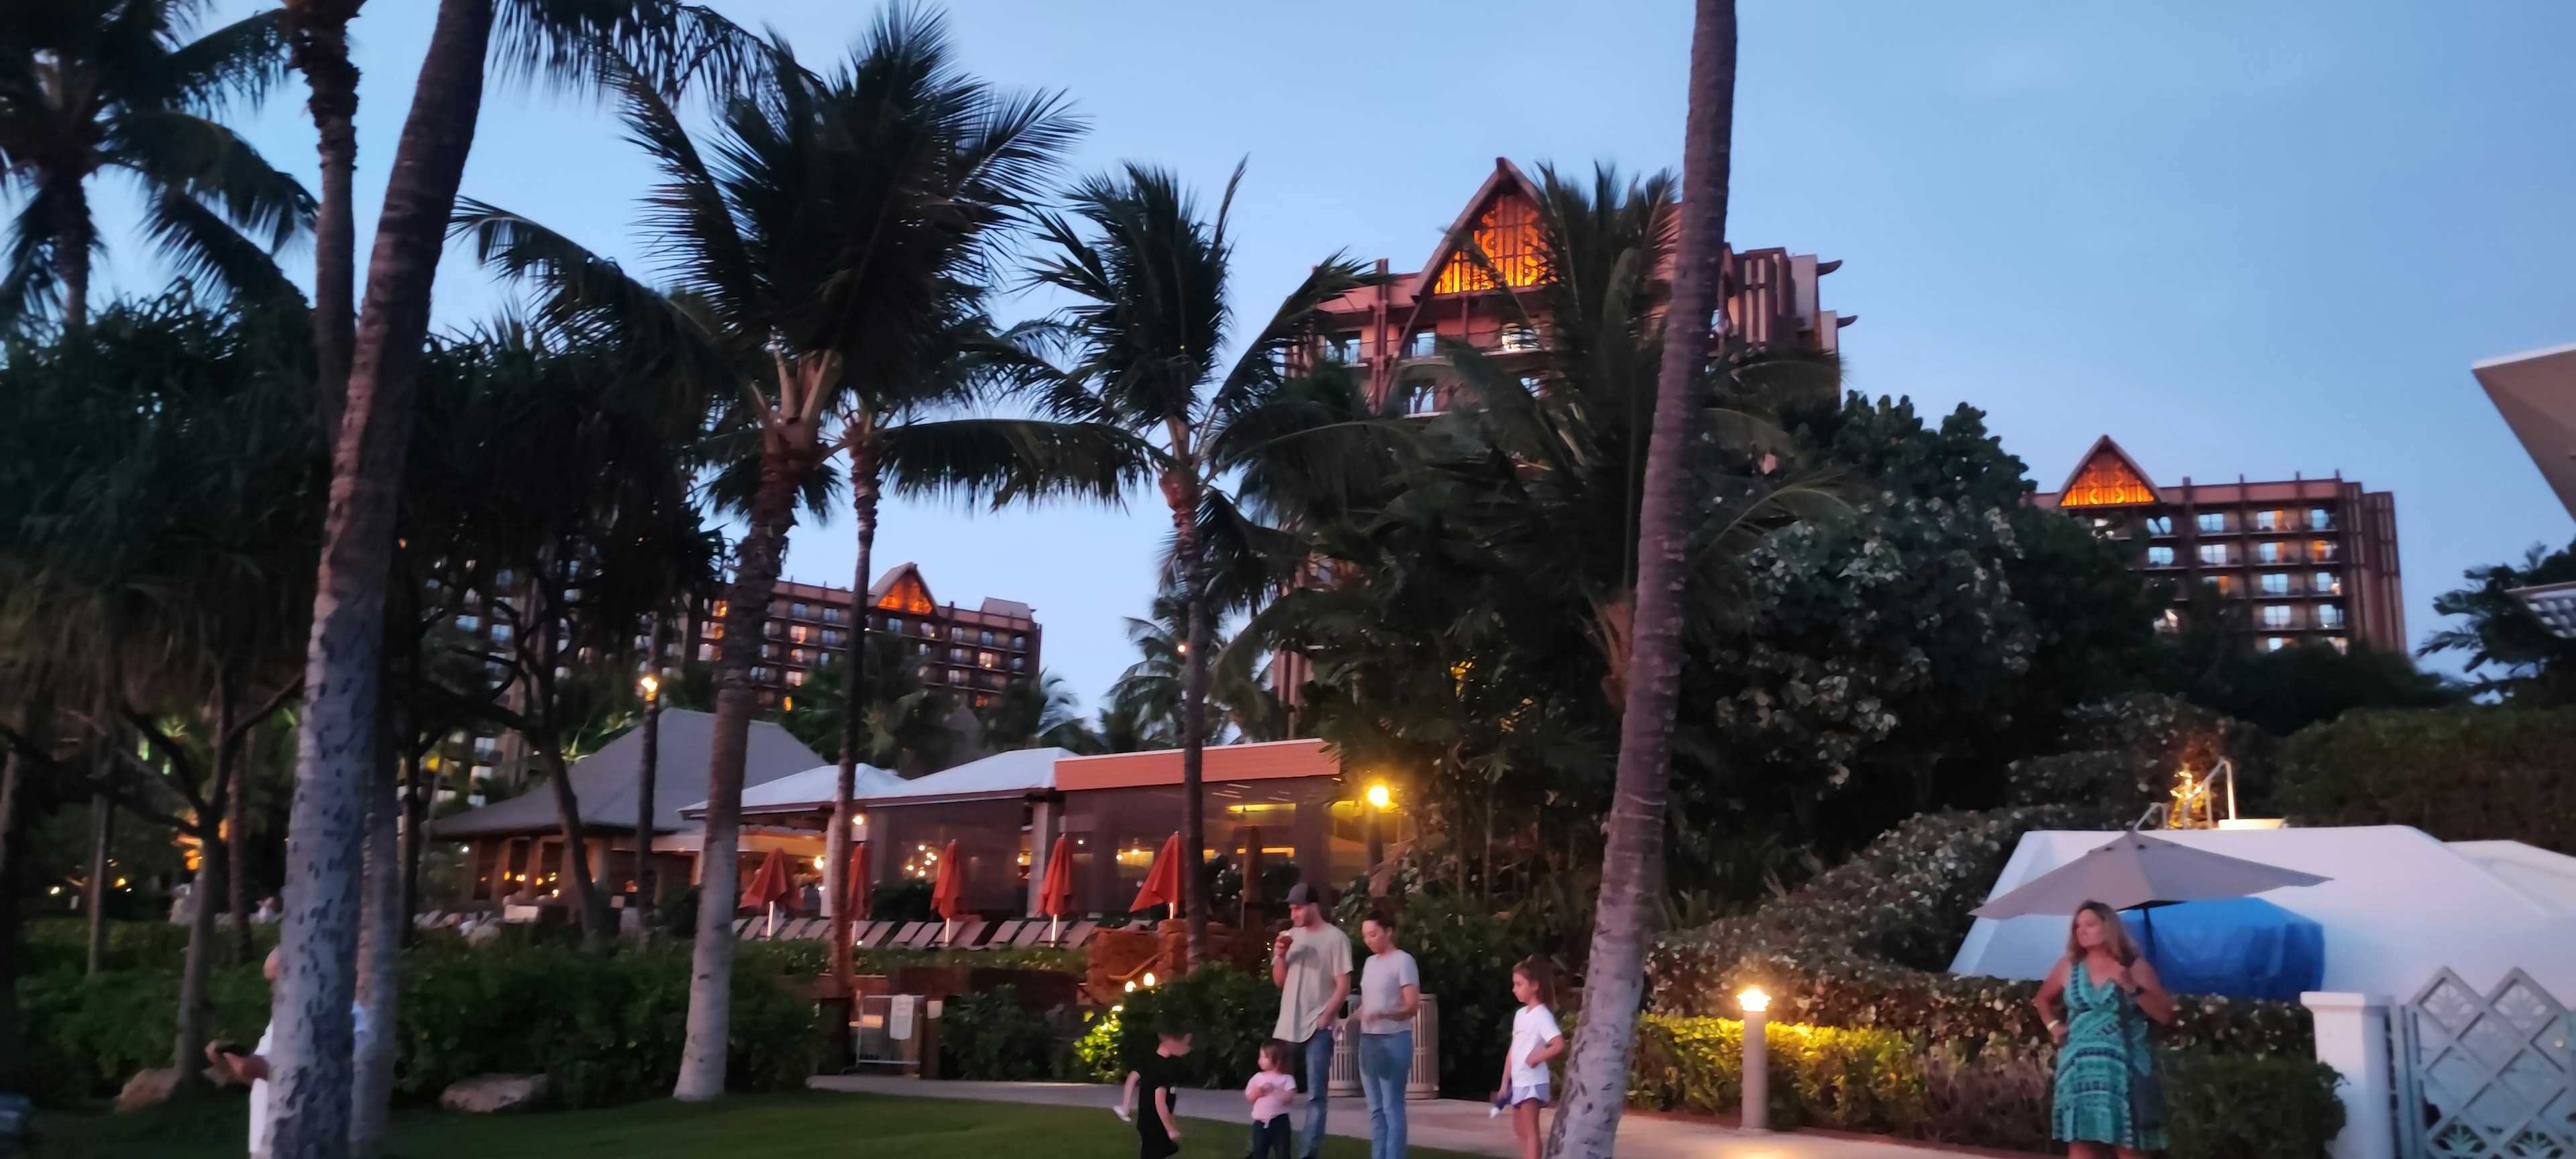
[806,1075,1990,1158]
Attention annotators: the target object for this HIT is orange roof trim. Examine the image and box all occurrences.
[1055,738,1340,792]
[2055,436,2161,508]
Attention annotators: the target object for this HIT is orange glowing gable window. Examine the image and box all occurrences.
[875,575,934,614]
[2057,451,2157,507]
[1434,195,1543,294]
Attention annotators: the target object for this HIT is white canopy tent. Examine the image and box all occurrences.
[1950,826,2576,1000]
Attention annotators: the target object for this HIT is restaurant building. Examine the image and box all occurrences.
[2034,436,2406,653]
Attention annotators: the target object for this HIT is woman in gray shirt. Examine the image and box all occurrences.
[1356,909,1421,1159]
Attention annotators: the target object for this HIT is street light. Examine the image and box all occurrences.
[1363,783,1392,879]
[1739,986,1770,1132]
[633,667,664,942]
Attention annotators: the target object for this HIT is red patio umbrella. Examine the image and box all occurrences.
[1038,835,1077,944]
[739,847,798,937]
[930,840,968,943]
[1130,832,1183,918]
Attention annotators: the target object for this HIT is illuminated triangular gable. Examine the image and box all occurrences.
[1407,159,1548,300]
[2055,437,2161,507]
[871,563,936,614]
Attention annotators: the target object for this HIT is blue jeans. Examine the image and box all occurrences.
[1359,1031,1411,1159]
[1248,1113,1293,1159]
[1298,1026,1334,1158]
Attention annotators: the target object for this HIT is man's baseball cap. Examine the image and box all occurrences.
[1283,883,1320,907]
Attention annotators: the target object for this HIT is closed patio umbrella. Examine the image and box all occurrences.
[930,839,967,944]
[1130,832,1183,920]
[1972,828,2330,956]
[739,847,798,937]
[1038,834,1076,945]
[842,842,869,923]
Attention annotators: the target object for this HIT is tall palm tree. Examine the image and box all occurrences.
[0,0,310,329]
[268,4,756,1156]
[451,9,1085,1099]
[1028,164,1378,961]
[1549,1,1743,1152]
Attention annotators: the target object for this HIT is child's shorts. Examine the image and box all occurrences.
[1507,1079,1550,1107]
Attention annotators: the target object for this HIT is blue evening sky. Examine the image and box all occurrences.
[88,1,2576,710]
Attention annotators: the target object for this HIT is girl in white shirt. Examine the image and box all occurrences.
[1495,957,1566,1159]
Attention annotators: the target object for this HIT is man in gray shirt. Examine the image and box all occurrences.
[1271,883,1351,1159]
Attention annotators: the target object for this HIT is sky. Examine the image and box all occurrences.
[85,1,2576,711]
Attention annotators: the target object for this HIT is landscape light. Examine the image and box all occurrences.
[1365,783,1392,810]
[1142,972,1157,987]
[640,673,659,696]
[1738,986,1770,1013]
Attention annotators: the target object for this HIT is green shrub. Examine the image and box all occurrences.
[21,963,270,1104]
[392,941,817,1106]
[1627,1014,1927,1135]
[2277,705,2576,854]
[1077,965,1277,1088]
[2166,1048,2347,1159]
[939,985,1059,1081]
[1382,891,1521,1098]
[1627,1015,2343,1154]
[21,918,279,977]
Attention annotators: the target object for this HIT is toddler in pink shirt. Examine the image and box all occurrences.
[1243,1039,1301,1159]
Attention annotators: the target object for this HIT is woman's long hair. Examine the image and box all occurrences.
[2063,900,2143,966]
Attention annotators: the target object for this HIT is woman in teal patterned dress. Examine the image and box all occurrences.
[2035,901,2174,1157]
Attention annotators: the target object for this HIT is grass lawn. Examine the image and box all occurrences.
[47,1089,1486,1159]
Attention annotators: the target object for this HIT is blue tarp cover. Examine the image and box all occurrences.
[2121,897,2324,1001]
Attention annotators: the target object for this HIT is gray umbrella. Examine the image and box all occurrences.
[1971,828,2330,919]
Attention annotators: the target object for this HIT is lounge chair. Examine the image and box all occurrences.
[886,921,927,948]
[980,919,1024,948]
[1012,920,1052,947]
[899,922,943,949]
[1061,920,1099,948]
[731,918,753,937]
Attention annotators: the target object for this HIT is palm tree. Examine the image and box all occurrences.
[977,670,1093,752]
[1108,594,1284,746]
[781,633,961,775]
[451,9,1082,1099]
[1549,2,1743,1152]
[0,0,311,329]
[268,3,757,1154]
[1028,164,1378,961]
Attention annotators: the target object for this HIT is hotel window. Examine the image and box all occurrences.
[704,623,722,640]
[2255,510,2283,531]
[455,613,480,632]
[790,602,810,619]
[2260,605,2294,628]
[2318,604,2345,628]
[1329,333,1363,363]
[786,669,805,687]
[2157,609,2181,633]
[820,628,843,646]
[1013,634,1027,649]
[789,647,810,665]
[473,735,499,759]
[823,605,843,624]
[2328,637,2348,654]
[2264,637,2288,652]
[2145,516,2174,535]
[2311,539,2338,561]
[490,623,514,645]
[764,620,784,638]
[1434,193,1543,293]
[2313,571,2341,595]
[2197,543,2229,565]
[2255,541,2288,564]
[950,668,967,683]
[2259,573,2289,595]
[751,665,769,681]
[790,624,809,643]
[2147,546,2176,567]
[951,626,967,642]
[1498,324,1540,352]
[2201,574,2233,595]
[1407,330,1438,358]
[886,617,903,635]
[1010,657,1025,671]
[698,643,716,661]
[979,629,995,645]
[921,621,937,637]
[2196,512,2227,533]
[759,644,779,660]
[978,651,998,667]
[2308,507,2333,531]
[950,647,967,661]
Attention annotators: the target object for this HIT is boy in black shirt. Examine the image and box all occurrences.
[1120,1020,1193,1158]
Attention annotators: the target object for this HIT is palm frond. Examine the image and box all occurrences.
[140,190,301,307]
[877,417,1145,509]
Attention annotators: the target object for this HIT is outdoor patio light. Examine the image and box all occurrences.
[639,673,659,696]
[1142,972,1157,987]
[1739,986,1771,1132]
[1365,783,1392,810]
[1737,986,1769,1013]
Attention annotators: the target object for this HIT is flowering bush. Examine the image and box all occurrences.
[1650,805,2311,1057]
[1628,1014,1927,1134]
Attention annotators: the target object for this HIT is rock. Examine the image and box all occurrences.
[115,1068,179,1113]
[440,1073,547,1113]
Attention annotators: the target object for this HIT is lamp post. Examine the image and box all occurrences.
[1739,986,1770,1132]
[633,672,661,943]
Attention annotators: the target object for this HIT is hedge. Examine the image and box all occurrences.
[1074,965,1279,1088]
[2277,704,2576,855]
[19,941,818,1108]
[1628,1013,2344,1155]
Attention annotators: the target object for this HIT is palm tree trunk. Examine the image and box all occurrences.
[174,694,240,1092]
[47,176,91,331]
[400,745,426,947]
[271,3,494,1156]
[350,725,401,1158]
[676,445,812,1101]
[286,0,363,437]
[0,708,36,1095]
[633,678,659,944]
[1165,467,1212,967]
[826,446,880,994]
[83,786,112,977]
[1546,3,1735,1154]
[229,722,256,962]
[531,669,610,949]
